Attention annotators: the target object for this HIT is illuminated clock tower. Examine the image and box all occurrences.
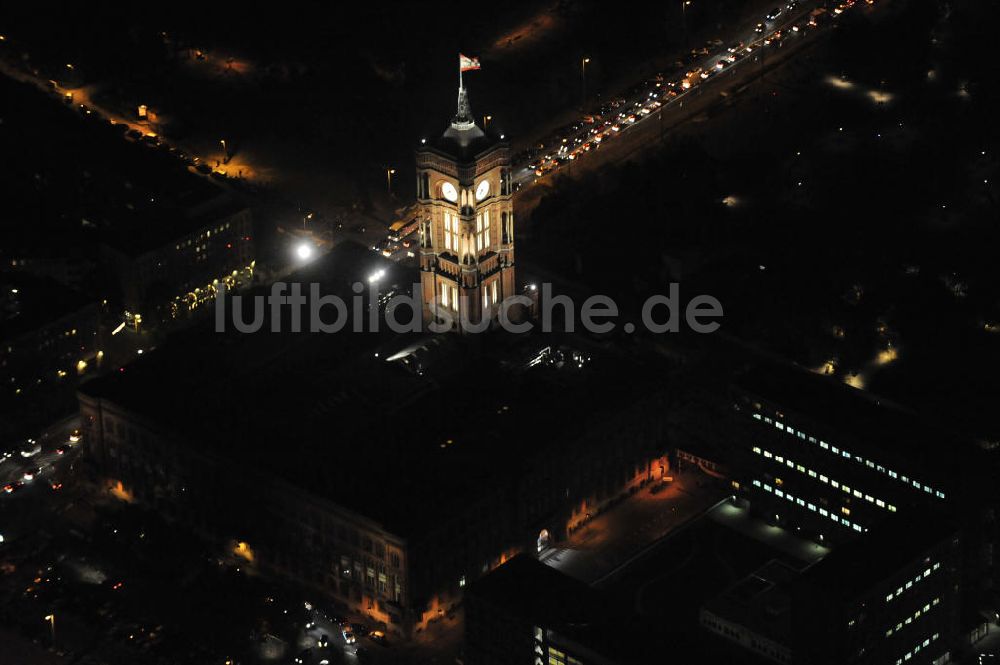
[415,84,515,331]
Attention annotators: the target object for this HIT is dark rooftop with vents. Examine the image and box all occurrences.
[78,241,667,536]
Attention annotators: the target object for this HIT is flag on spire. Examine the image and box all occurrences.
[459,54,481,72]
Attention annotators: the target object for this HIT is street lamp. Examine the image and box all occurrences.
[483,114,492,128]
[220,139,228,163]
[44,614,55,644]
[386,168,396,195]
[581,57,591,108]
[295,242,313,262]
[681,1,691,48]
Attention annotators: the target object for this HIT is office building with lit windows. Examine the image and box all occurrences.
[702,514,961,665]
[725,362,999,659]
[731,363,962,543]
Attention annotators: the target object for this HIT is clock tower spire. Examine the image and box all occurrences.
[415,57,515,332]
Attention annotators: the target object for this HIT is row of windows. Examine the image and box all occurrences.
[752,446,898,513]
[752,479,865,532]
[752,412,946,499]
[885,597,940,637]
[475,210,491,251]
[885,563,940,603]
[443,213,460,252]
[481,281,498,311]
[173,221,234,250]
[439,283,459,311]
[701,614,791,663]
[547,646,583,665]
[895,632,940,665]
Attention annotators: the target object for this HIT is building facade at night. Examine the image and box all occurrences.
[416,85,516,330]
[725,362,998,659]
[701,516,961,665]
[99,182,254,326]
[1,272,101,437]
[77,244,672,638]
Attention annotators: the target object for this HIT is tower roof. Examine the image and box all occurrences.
[425,85,498,163]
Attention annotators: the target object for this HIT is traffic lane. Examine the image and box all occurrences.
[514,7,833,196]
[2,425,82,487]
[512,0,834,185]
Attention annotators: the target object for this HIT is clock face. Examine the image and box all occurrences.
[475,179,490,201]
[441,182,458,202]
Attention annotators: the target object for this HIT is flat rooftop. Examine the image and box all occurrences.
[79,242,667,536]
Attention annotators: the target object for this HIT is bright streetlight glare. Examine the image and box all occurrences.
[368,269,386,283]
[296,243,313,261]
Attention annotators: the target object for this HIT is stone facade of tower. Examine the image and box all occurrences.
[415,87,515,332]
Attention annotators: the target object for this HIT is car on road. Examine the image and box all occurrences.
[766,7,782,20]
[20,438,41,457]
[56,445,70,455]
[369,630,388,646]
[755,21,766,32]
[341,627,356,644]
[68,429,81,443]
[49,480,63,491]
[23,466,42,481]
[3,481,25,493]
